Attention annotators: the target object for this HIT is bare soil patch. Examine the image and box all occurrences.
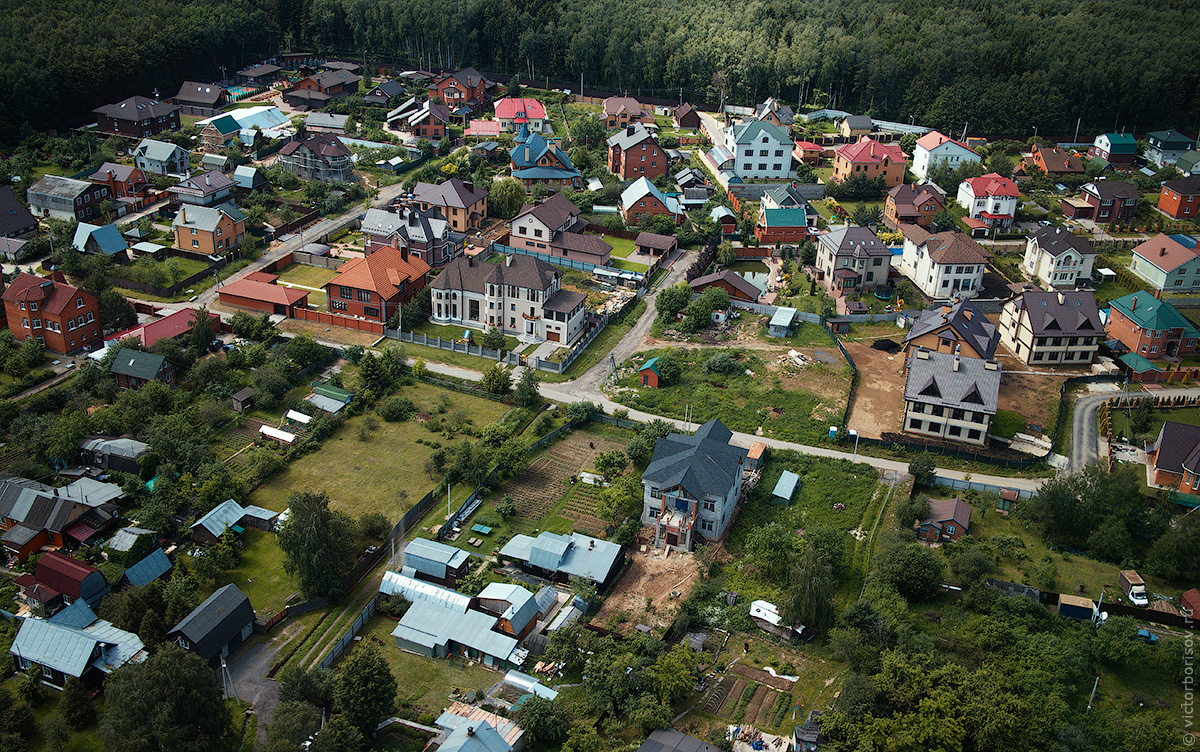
[754,689,783,726]
[998,372,1065,433]
[591,529,700,634]
[843,339,907,438]
[277,318,383,347]
[743,685,771,723]
[732,663,796,691]
[720,679,747,718]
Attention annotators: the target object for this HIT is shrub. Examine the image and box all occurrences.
[377,396,416,422]
[703,353,740,375]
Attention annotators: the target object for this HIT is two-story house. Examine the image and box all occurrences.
[362,80,405,107]
[92,96,180,137]
[999,289,1102,366]
[1080,180,1139,223]
[901,299,998,361]
[816,226,892,293]
[386,98,451,141]
[606,124,667,181]
[173,203,246,255]
[755,184,817,243]
[277,134,354,183]
[673,103,701,130]
[903,348,1001,446]
[897,226,991,299]
[832,136,906,187]
[1088,133,1138,165]
[1106,290,1199,369]
[430,253,588,344]
[602,97,647,129]
[1129,233,1200,291]
[956,173,1019,229]
[110,348,175,390]
[510,193,613,266]
[1025,146,1084,177]
[620,177,685,226]
[88,163,150,213]
[1146,130,1195,168]
[168,170,235,207]
[173,82,227,110]
[911,131,980,182]
[294,70,361,98]
[26,176,110,222]
[1022,226,1096,288]
[133,139,189,176]
[640,419,747,551]
[719,120,794,181]
[884,183,946,230]
[509,129,580,190]
[754,97,795,127]
[1158,176,1200,220]
[411,178,489,234]
[428,68,492,118]
[325,246,431,323]
[1,272,100,354]
[199,115,241,152]
[0,187,36,239]
[493,97,547,133]
[361,207,462,268]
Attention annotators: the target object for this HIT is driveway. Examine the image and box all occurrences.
[223,624,299,745]
[1069,385,1200,472]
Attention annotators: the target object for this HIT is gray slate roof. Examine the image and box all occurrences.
[499,531,623,584]
[1010,290,1102,337]
[903,299,999,359]
[403,537,470,578]
[642,419,747,501]
[1031,226,1095,258]
[413,177,489,209]
[477,581,539,635]
[514,193,580,232]
[134,138,186,163]
[106,526,154,553]
[904,349,1001,414]
[169,584,253,660]
[390,599,519,664]
[432,254,558,295]
[0,186,38,236]
[606,122,656,150]
[109,347,167,381]
[820,226,889,258]
[637,729,720,752]
[173,202,246,233]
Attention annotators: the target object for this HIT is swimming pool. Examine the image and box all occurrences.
[226,84,261,100]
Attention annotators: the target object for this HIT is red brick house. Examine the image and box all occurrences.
[916,498,971,542]
[620,177,685,225]
[639,357,662,387]
[325,246,431,323]
[1159,176,1200,220]
[1027,146,1084,176]
[427,68,491,117]
[1183,588,1200,617]
[1106,291,1200,381]
[602,97,647,129]
[88,163,150,210]
[1146,421,1200,495]
[1080,180,1139,223]
[884,183,946,229]
[2,272,101,354]
[294,70,361,98]
[216,273,309,316]
[606,124,667,181]
[832,137,906,187]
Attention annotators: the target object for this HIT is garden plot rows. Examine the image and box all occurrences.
[505,431,624,527]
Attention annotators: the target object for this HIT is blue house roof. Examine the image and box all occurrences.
[640,356,660,375]
[72,223,127,256]
[191,499,245,540]
[390,599,520,664]
[499,531,623,584]
[122,548,171,588]
[760,207,812,228]
[403,538,471,579]
[478,582,539,635]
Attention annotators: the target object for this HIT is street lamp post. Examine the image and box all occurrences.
[849,428,860,462]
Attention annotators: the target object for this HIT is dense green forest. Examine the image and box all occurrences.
[1,0,1198,144]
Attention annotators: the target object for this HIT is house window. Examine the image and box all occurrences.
[192,240,199,247]
[340,286,354,300]
[702,499,716,512]
[28,302,37,312]
[909,418,923,430]
[357,290,371,302]
[967,429,982,440]
[517,226,526,235]
[31,319,41,329]
[758,164,767,171]
[649,487,662,499]
[364,306,381,318]
[701,520,714,533]
[85,312,94,323]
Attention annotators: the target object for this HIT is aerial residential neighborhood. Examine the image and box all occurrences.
[0,7,1195,752]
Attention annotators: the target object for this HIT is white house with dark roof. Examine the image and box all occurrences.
[431,253,588,344]
[897,225,991,299]
[510,193,612,266]
[133,138,189,175]
[167,170,235,207]
[1022,227,1097,288]
[640,419,748,551]
[999,289,1102,366]
[816,226,891,293]
[716,120,794,180]
[903,348,1001,446]
[1146,130,1196,168]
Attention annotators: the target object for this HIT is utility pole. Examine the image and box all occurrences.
[1074,116,1081,145]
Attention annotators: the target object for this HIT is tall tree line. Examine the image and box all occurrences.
[2,0,1198,144]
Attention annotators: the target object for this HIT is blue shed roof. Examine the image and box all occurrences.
[478,582,539,635]
[403,538,471,578]
[191,499,245,540]
[771,470,801,501]
[122,548,171,588]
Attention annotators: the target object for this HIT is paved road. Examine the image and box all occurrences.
[1070,386,1200,471]
[224,632,287,745]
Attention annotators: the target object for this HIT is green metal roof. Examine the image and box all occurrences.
[1109,291,1200,338]
[760,207,812,228]
[1119,352,1163,374]
[640,356,660,375]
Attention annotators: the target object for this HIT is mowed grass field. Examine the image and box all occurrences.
[185,528,300,618]
[248,382,510,520]
[275,263,341,290]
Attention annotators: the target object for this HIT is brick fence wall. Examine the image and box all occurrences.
[292,308,385,334]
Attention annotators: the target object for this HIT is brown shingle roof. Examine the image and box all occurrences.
[279,133,349,162]
[921,498,972,532]
[550,232,612,259]
[1036,146,1084,173]
[635,232,678,251]
[412,177,488,209]
[922,232,991,265]
[514,193,580,231]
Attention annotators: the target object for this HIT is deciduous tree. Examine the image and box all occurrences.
[277,491,356,599]
[333,644,396,735]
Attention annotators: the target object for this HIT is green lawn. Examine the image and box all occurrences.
[186,528,299,619]
[610,347,850,445]
[1108,405,1200,444]
[407,319,520,352]
[596,233,637,258]
[275,263,340,290]
[249,382,509,519]
[609,257,649,273]
[1093,279,1135,306]
[357,614,501,714]
[751,315,835,347]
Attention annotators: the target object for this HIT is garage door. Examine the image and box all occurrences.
[547,331,560,342]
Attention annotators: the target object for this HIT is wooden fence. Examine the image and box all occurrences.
[293,308,385,334]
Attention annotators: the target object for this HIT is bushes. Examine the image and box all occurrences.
[377,396,416,422]
[703,353,740,375]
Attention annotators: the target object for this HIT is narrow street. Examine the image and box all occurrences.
[1069,386,1200,472]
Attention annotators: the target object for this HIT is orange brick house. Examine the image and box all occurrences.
[2,272,101,354]
[173,203,246,255]
[324,246,431,323]
[1159,176,1200,220]
[620,177,685,226]
[1146,421,1200,495]
[832,136,906,187]
[606,124,667,181]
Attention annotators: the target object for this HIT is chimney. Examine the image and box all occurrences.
[1057,292,1065,305]
[467,256,474,267]
[463,180,474,194]
[401,245,408,262]
[1161,247,1168,257]
[408,211,417,227]
[179,206,186,224]
[626,125,635,136]
[525,146,530,161]
[205,175,211,186]
[505,254,513,267]
[1153,289,1162,300]
[1130,296,1137,310]
[466,727,475,737]
[953,355,961,371]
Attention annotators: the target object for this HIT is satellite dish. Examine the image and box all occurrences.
[1099,611,1109,622]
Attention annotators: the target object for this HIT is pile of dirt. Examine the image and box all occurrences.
[871,338,902,353]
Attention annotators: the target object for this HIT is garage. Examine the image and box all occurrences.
[547,330,560,342]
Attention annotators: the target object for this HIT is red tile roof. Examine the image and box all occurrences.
[962,173,1020,198]
[835,136,906,165]
[243,271,279,283]
[328,246,431,298]
[105,307,218,348]
[218,278,309,306]
[1,272,92,316]
[494,97,547,121]
[915,130,977,155]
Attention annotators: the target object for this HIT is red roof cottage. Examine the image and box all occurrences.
[325,246,431,323]
[2,272,101,355]
[217,272,310,316]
